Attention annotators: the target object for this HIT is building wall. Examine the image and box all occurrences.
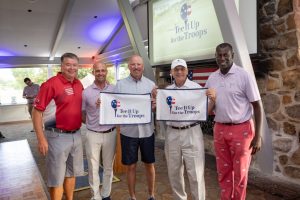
[0,104,30,123]
[257,0,300,182]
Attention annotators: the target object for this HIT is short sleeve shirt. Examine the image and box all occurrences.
[166,78,202,127]
[115,75,155,138]
[34,73,83,130]
[82,82,115,131]
[205,64,261,123]
[23,83,40,104]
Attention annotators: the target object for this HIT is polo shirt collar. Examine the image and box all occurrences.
[91,82,109,90]
[217,63,237,75]
[57,72,79,84]
[128,74,144,82]
[174,78,193,88]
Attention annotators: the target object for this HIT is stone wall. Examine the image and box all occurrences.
[258,0,300,183]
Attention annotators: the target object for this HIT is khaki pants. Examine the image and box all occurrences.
[27,103,33,118]
[165,125,205,200]
[84,129,117,200]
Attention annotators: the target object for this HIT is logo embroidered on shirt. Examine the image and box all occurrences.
[64,87,74,95]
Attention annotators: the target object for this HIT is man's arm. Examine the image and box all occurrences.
[82,110,86,124]
[151,86,157,112]
[250,100,263,155]
[206,88,216,115]
[32,107,48,156]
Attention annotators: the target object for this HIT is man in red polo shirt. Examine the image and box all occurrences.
[32,53,84,200]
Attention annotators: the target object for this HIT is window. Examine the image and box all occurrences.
[0,67,47,105]
[107,65,116,84]
[0,62,128,105]
[117,62,130,80]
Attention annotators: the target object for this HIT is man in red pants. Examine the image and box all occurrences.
[206,43,263,200]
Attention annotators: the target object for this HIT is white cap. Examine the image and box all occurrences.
[171,58,187,69]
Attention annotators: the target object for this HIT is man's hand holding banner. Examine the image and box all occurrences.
[99,92,152,125]
[156,88,208,121]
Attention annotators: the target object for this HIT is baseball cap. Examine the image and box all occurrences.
[171,58,187,69]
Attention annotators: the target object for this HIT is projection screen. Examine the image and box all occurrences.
[149,0,257,65]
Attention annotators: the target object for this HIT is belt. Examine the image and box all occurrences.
[45,127,79,134]
[219,120,249,126]
[87,127,116,133]
[170,122,200,130]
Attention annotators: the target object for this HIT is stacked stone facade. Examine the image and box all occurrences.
[258,0,300,182]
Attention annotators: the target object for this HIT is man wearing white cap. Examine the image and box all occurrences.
[165,59,205,200]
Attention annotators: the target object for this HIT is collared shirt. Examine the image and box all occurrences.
[166,78,202,127]
[23,83,40,104]
[205,63,261,124]
[82,82,115,132]
[115,75,155,138]
[34,73,83,130]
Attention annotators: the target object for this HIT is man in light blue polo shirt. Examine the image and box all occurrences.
[82,62,116,200]
[116,55,156,200]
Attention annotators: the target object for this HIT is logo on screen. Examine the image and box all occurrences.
[111,99,120,117]
[180,3,192,23]
[166,96,176,113]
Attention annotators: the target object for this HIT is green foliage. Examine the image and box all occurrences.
[118,63,130,80]
[78,68,92,79]
[10,67,47,89]
[107,67,116,84]
[0,63,128,94]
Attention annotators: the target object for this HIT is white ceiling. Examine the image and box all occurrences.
[0,0,126,66]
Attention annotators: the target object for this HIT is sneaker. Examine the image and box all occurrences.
[102,197,111,200]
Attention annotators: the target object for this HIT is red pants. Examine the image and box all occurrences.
[214,120,254,200]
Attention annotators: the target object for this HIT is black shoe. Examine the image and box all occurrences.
[102,196,111,200]
[30,130,34,132]
[0,132,5,138]
[148,197,155,200]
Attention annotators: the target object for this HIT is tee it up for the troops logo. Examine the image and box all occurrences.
[111,99,120,117]
[166,96,176,114]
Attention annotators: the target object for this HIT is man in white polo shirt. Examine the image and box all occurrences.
[165,58,205,200]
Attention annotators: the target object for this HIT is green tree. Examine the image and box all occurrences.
[118,63,130,80]
[78,68,93,79]
[11,67,47,89]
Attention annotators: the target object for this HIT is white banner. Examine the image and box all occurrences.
[99,92,152,125]
[156,88,208,121]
